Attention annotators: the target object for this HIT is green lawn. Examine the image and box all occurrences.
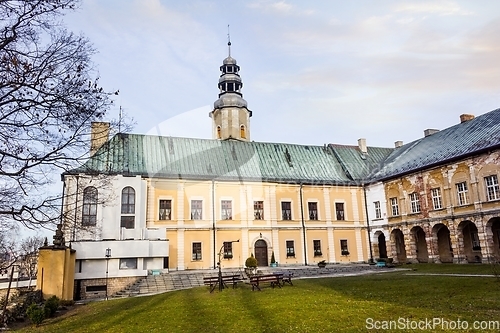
[16,264,500,332]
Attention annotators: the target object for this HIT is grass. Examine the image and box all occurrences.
[15,264,500,332]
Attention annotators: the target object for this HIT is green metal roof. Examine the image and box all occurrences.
[69,135,364,185]
[328,145,393,181]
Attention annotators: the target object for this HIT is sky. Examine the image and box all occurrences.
[62,0,500,149]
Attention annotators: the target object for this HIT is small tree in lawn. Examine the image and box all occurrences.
[245,253,257,276]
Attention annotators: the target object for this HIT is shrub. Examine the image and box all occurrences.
[43,296,59,318]
[26,303,45,326]
[270,251,276,264]
[245,253,257,268]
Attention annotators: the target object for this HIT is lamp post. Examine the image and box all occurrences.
[217,239,239,292]
[105,248,111,300]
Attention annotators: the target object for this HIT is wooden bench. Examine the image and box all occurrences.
[249,274,282,291]
[203,274,242,293]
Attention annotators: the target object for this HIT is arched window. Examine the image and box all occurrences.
[121,187,135,214]
[240,125,246,139]
[121,187,135,229]
[217,126,221,139]
[82,187,98,226]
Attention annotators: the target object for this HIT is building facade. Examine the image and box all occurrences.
[61,43,500,299]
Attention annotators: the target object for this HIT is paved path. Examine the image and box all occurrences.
[112,264,397,298]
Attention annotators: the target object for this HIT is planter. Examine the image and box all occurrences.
[245,267,257,276]
[270,262,278,268]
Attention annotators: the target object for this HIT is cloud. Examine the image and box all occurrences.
[247,0,314,16]
[394,1,474,16]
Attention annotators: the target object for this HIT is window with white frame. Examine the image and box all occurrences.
[286,240,295,257]
[390,197,399,216]
[485,175,500,201]
[191,200,202,220]
[192,242,202,260]
[374,201,381,219]
[431,188,443,210]
[313,240,322,256]
[119,258,137,270]
[335,203,345,220]
[159,199,172,220]
[340,239,349,255]
[308,202,318,220]
[221,200,232,220]
[456,182,468,206]
[82,186,98,226]
[282,202,292,220]
[409,192,421,213]
[120,187,135,229]
[254,201,264,220]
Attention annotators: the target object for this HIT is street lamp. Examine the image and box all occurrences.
[217,240,239,292]
[105,248,111,300]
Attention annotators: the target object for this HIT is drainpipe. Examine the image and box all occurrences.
[363,185,374,263]
[299,183,307,265]
[212,179,216,269]
[72,175,79,242]
[61,178,66,244]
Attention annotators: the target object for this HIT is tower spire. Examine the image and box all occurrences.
[227,24,231,57]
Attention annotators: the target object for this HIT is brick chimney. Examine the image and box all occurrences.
[90,122,110,156]
[358,138,367,153]
[460,114,475,123]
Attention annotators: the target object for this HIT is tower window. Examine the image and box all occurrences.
[240,125,246,139]
[227,82,234,92]
[227,66,233,73]
[217,126,221,139]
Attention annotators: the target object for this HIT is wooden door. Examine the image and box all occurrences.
[254,240,268,267]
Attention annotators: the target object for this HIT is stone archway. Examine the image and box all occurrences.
[458,221,482,263]
[411,226,429,263]
[486,217,500,261]
[377,232,388,259]
[254,239,268,267]
[390,229,406,263]
[433,224,453,263]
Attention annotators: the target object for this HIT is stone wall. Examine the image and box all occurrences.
[76,276,142,300]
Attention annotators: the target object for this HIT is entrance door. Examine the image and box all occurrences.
[254,240,268,267]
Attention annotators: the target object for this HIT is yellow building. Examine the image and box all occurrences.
[61,44,390,299]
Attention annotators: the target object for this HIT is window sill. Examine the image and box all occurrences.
[430,208,445,212]
[372,218,384,221]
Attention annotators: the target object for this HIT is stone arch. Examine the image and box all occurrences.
[486,217,500,261]
[390,229,406,263]
[457,220,482,263]
[372,230,388,259]
[432,223,453,263]
[410,226,429,263]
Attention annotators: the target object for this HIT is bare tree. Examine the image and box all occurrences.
[0,0,126,231]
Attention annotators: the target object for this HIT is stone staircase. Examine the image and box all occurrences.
[112,264,382,298]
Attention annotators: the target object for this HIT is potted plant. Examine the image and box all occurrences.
[317,260,327,268]
[270,251,277,267]
[245,253,258,276]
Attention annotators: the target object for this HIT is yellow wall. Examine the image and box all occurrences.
[149,179,369,269]
[37,247,75,300]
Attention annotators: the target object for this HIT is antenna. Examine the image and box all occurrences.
[119,106,122,133]
[227,24,231,57]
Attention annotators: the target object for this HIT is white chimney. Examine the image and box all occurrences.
[358,138,367,154]
[90,122,110,156]
[424,129,439,137]
[395,141,403,148]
